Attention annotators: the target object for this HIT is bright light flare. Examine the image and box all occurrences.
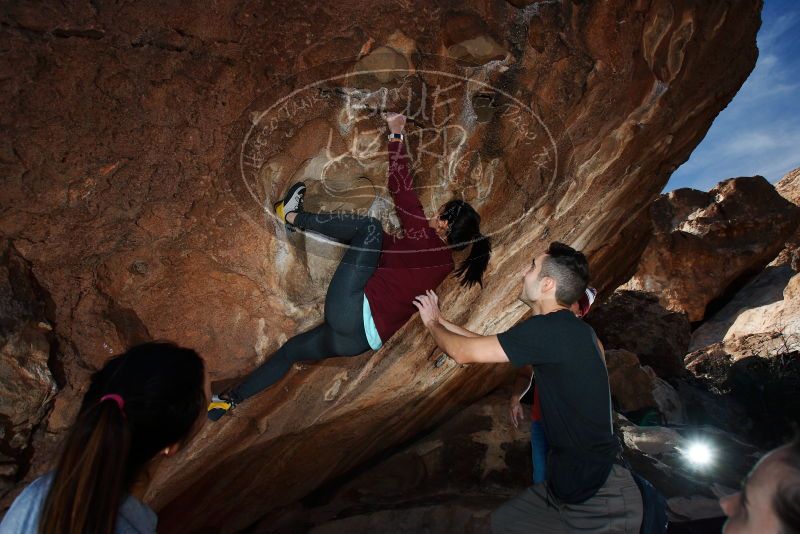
[683,441,714,467]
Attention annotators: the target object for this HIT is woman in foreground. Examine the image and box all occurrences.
[1,342,207,534]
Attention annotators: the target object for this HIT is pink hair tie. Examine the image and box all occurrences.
[99,394,126,419]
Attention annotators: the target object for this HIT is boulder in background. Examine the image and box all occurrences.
[586,290,691,378]
[624,177,800,322]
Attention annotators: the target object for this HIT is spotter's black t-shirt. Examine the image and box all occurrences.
[497,309,620,503]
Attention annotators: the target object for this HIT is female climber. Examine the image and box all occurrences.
[207,112,492,420]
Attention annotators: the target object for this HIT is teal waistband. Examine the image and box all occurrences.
[362,294,383,350]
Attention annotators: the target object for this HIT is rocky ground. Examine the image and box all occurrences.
[0,0,769,532]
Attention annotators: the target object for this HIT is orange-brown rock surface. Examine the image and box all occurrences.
[688,168,800,351]
[776,166,800,205]
[257,388,529,533]
[623,177,800,322]
[690,259,800,351]
[0,0,763,530]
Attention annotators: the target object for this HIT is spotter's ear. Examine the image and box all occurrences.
[540,276,556,293]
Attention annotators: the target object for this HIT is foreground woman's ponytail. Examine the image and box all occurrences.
[40,397,131,533]
[39,342,206,534]
[439,199,492,287]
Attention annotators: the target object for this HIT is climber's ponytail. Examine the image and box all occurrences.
[454,232,492,288]
[39,342,206,534]
[439,199,492,288]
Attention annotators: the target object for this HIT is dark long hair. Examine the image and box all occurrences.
[39,342,206,534]
[439,199,492,287]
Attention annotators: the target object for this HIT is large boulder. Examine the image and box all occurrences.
[624,177,800,322]
[681,168,800,446]
[772,166,800,269]
[690,261,800,351]
[0,0,762,528]
[586,290,691,378]
[776,166,800,205]
[688,166,800,350]
[605,349,684,424]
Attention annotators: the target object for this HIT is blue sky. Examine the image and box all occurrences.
[664,0,800,192]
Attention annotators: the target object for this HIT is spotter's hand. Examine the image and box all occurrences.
[509,398,525,429]
[413,290,441,328]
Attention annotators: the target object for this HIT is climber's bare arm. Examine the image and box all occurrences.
[431,326,508,364]
[413,291,509,364]
[415,290,485,342]
[418,291,481,338]
[438,317,481,338]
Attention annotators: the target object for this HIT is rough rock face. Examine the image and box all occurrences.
[0,242,58,493]
[690,168,800,350]
[586,290,691,378]
[253,388,527,533]
[685,334,800,447]
[624,177,800,322]
[690,261,800,351]
[773,167,800,270]
[776,166,800,205]
[0,0,762,528]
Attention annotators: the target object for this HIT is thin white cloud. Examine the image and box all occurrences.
[736,53,800,104]
[758,12,799,49]
[664,1,800,193]
[723,131,781,154]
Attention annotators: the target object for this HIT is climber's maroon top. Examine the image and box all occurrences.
[364,141,454,342]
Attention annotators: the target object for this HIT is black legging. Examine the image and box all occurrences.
[230,212,383,402]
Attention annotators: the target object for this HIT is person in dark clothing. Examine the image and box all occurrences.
[0,342,207,534]
[208,113,491,420]
[414,242,642,533]
[509,286,597,485]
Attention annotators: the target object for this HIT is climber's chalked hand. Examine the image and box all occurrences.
[385,112,406,134]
